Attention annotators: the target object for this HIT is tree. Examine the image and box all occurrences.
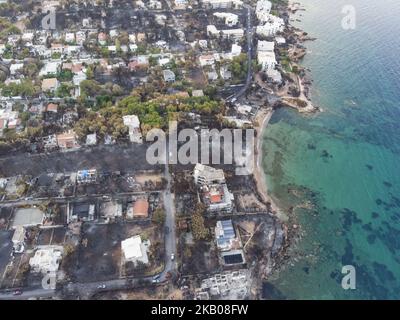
[191,204,209,241]
[152,208,165,225]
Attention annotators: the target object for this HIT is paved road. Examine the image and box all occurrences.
[160,140,177,281]
[0,288,55,300]
[229,5,254,102]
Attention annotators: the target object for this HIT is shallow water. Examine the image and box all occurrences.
[262,0,400,299]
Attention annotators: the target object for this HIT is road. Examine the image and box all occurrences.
[160,139,177,281]
[0,288,55,300]
[229,5,254,102]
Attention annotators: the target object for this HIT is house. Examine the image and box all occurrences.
[256,0,272,20]
[39,61,60,76]
[201,0,243,9]
[22,32,34,43]
[121,235,150,265]
[257,41,277,71]
[65,32,75,43]
[255,0,284,37]
[127,198,149,218]
[56,130,79,150]
[12,226,25,253]
[163,69,175,82]
[219,66,232,80]
[29,247,63,274]
[194,163,226,185]
[148,0,162,9]
[46,103,58,113]
[86,133,97,145]
[215,220,240,251]
[76,169,97,184]
[258,51,276,71]
[123,115,143,143]
[275,36,286,45]
[70,203,95,222]
[201,183,234,213]
[199,54,218,67]
[258,40,275,52]
[51,43,64,55]
[76,31,86,45]
[207,70,218,81]
[136,33,146,42]
[42,78,59,92]
[213,12,239,26]
[174,0,187,9]
[9,63,23,75]
[267,68,282,83]
[192,89,204,97]
[223,116,252,128]
[98,32,107,45]
[207,25,244,40]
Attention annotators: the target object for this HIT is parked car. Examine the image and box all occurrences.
[13,290,23,296]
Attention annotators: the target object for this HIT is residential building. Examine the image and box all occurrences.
[39,61,60,76]
[56,130,80,149]
[40,77,58,92]
[123,115,143,143]
[201,0,243,9]
[207,25,244,40]
[29,247,63,274]
[193,164,226,185]
[213,12,239,27]
[200,183,234,213]
[86,133,97,145]
[163,69,176,82]
[70,203,95,222]
[121,235,150,265]
[76,169,97,184]
[46,103,58,113]
[215,220,239,251]
[127,198,149,219]
[174,0,187,9]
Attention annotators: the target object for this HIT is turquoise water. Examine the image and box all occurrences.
[262,0,400,299]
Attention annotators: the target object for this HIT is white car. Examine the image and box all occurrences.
[170,254,175,261]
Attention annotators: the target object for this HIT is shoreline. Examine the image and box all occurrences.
[251,0,316,295]
[252,1,316,221]
[252,108,288,220]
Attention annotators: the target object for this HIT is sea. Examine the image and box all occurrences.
[262,0,400,299]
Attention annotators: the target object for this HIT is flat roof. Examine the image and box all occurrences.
[12,208,44,228]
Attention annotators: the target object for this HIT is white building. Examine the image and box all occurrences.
[201,0,243,9]
[194,163,226,185]
[213,12,239,27]
[29,247,63,274]
[65,32,75,43]
[39,61,60,76]
[255,0,284,37]
[257,40,276,71]
[163,69,176,82]
[123,115,143,143]
[174,0,188,9]
[10,63,24,75]
[207,25,244,40]
[121,235,150,265]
